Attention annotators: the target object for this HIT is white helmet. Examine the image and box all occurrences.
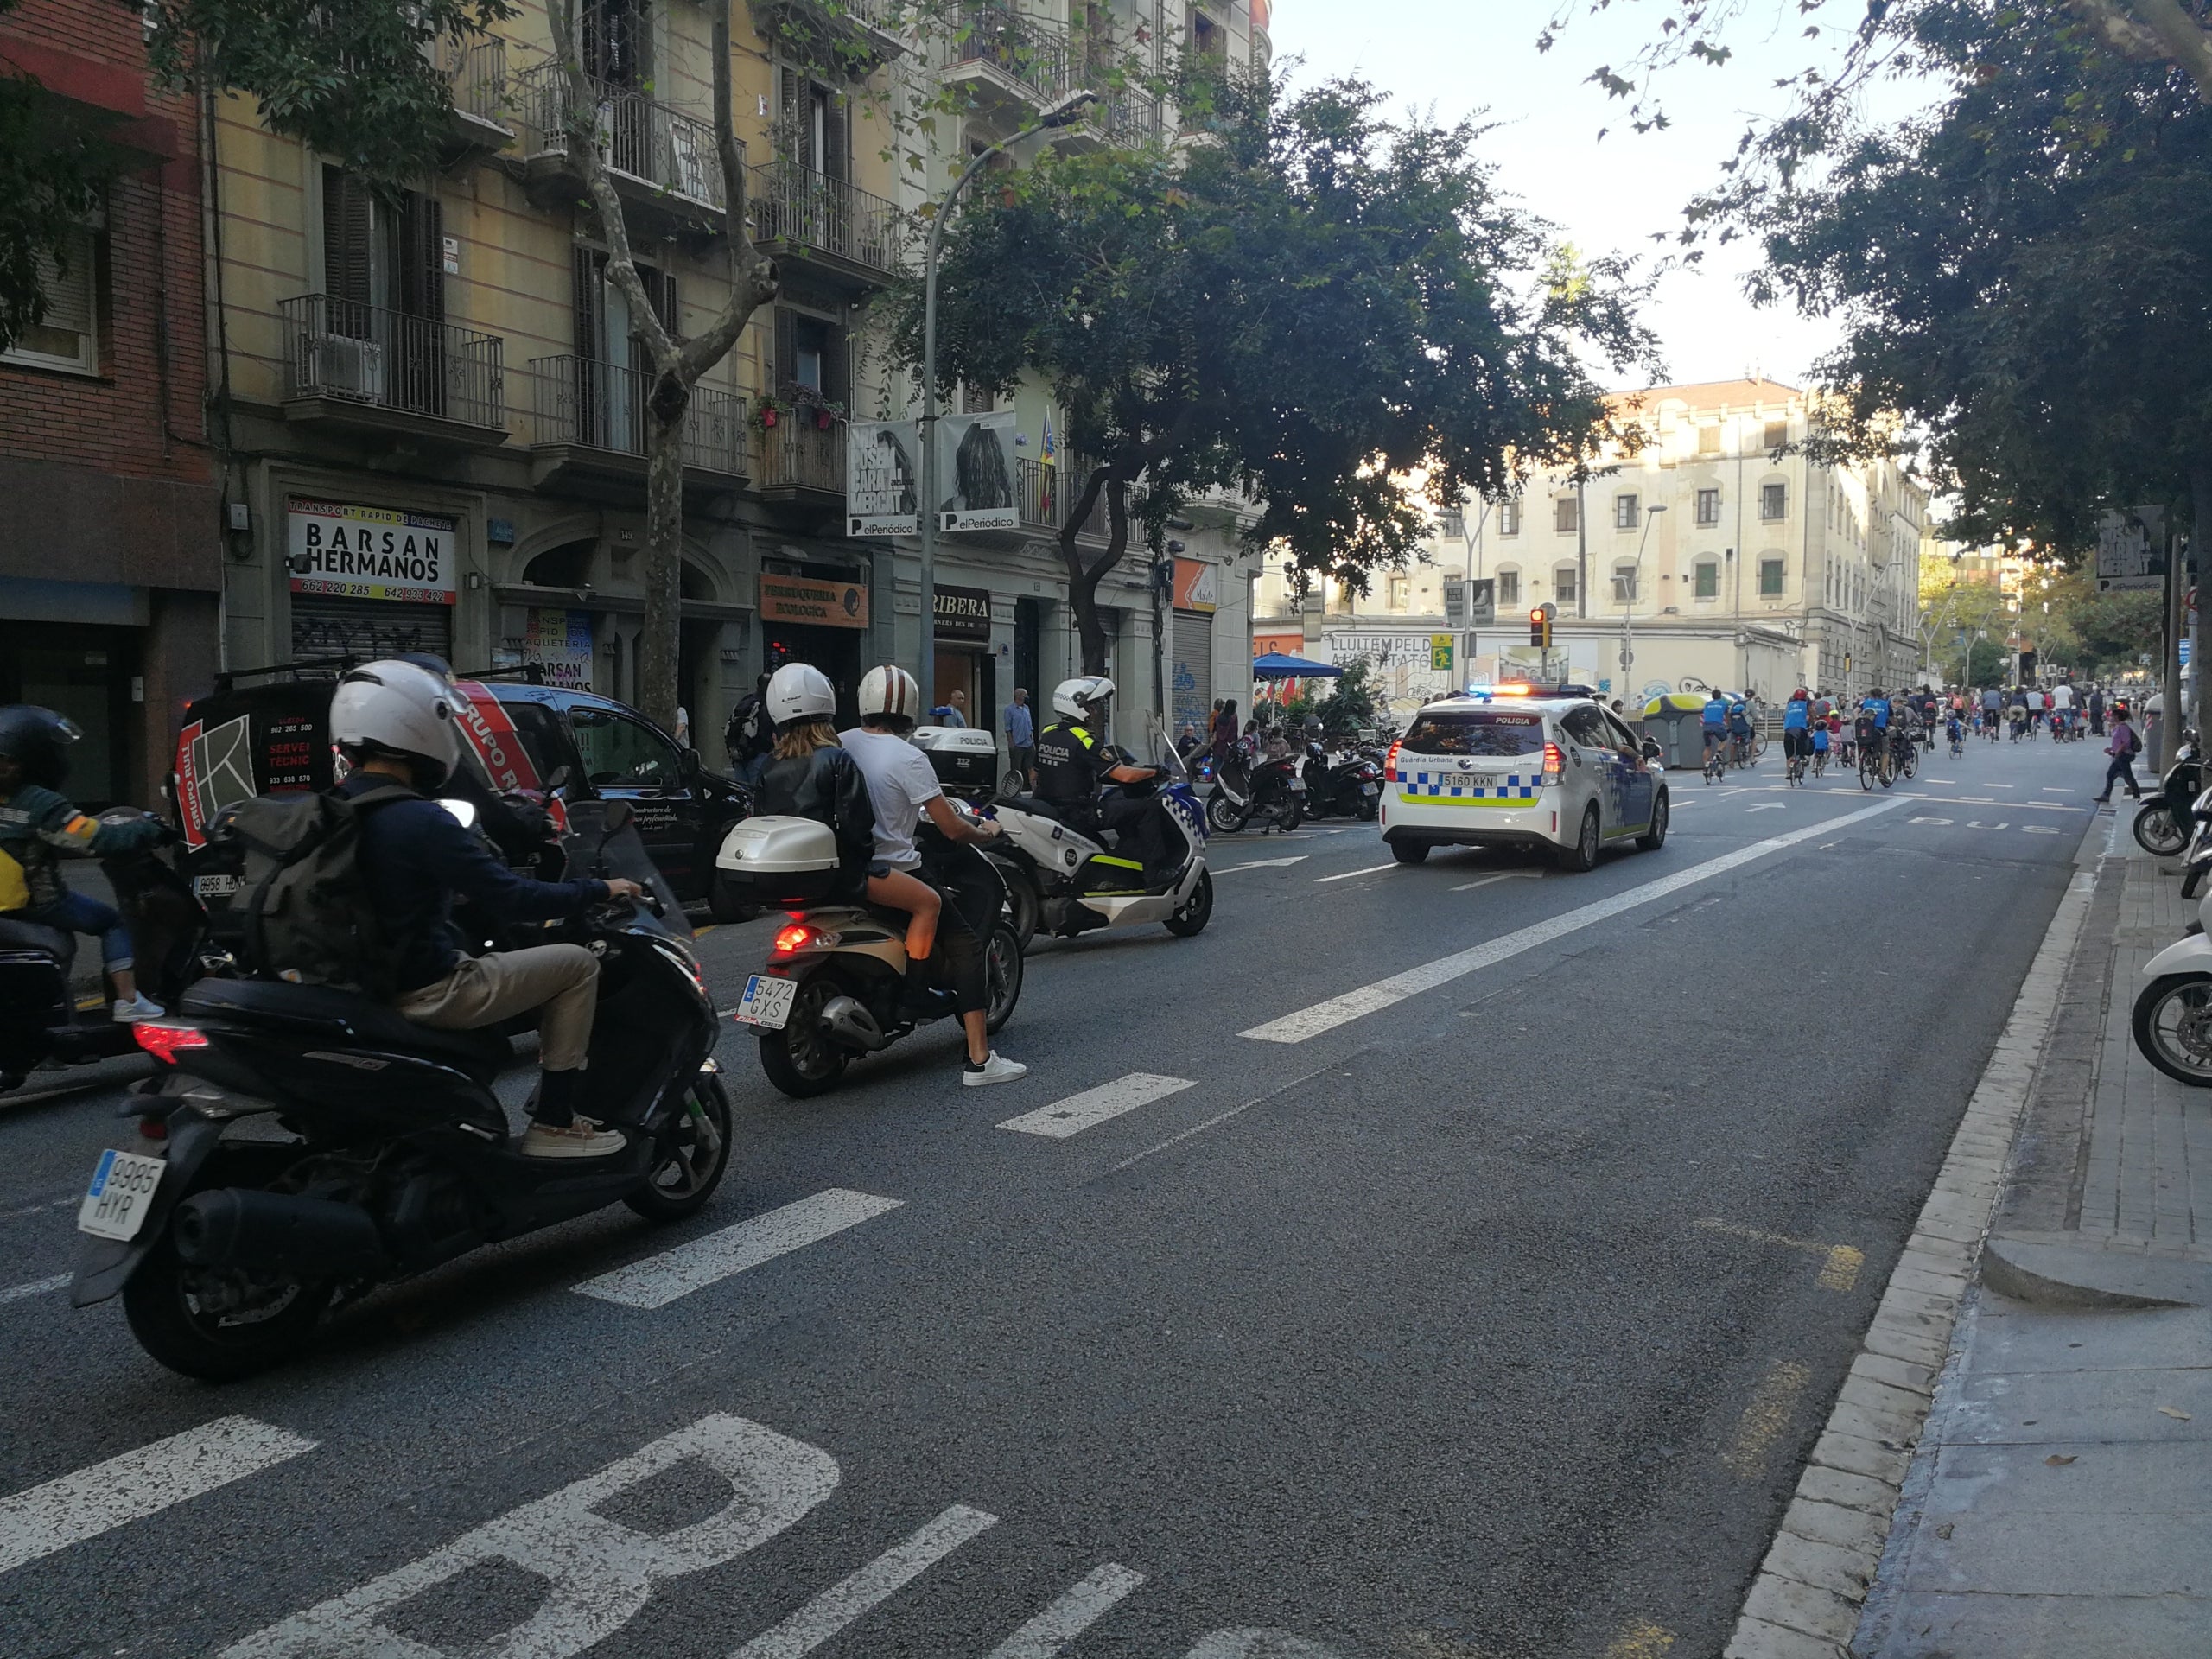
[331,659,461,788]
[765,662,835,726]
[1052,675,1115,719]
[857,664,925,727]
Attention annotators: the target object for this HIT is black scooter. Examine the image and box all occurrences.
[1301,741,1382,821]
[0,823,212,1094]
[2136,732,2202,857]
[68,801,730,1380]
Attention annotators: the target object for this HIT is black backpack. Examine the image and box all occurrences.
[225,784,417,996]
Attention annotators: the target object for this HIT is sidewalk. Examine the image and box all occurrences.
[1853,819,2212,1655]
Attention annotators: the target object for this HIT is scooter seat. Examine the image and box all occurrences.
[181,979,513,1069]
[0,918,75,967]
[998,794,1065,822]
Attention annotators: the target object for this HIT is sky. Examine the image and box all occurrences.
[1266,0,1908,393]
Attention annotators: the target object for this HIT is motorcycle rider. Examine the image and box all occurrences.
[1033,677,1172,883]
[755,662,875,905]
[0,706,168,1021]
[840,664,1027,1086]
[330,661,645,1158]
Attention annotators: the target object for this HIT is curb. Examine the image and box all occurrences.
[1980,1229,2212,1309]
[1719,861,2102,1659]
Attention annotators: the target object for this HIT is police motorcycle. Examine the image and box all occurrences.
[68,751,729,1377]
[2133,728,2201,857]
[986,726,1211,950]
[0,708,217,1095]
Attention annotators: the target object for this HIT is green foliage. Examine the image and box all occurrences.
[888,63,1657,669]
[0,54,118,352]
[2030,563,2165,673]
[1315,657,1380,739]
[1967,637,2010,685]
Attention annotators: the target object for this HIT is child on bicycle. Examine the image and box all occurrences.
[1810,720,1831,773]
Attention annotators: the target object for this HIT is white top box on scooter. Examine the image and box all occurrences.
[911,725,999,797]
[715,815,845,906]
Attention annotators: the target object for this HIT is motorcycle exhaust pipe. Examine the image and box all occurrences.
[819,995,893,1052]
[173,1189,391,1280]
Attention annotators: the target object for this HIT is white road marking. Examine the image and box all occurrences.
[733,1504,998,1658]
[1240,797,1910,1044]
[1214,856,1308,873]
[0,1273,68,1304]
[2043,787,2074,794]
[572,1190,903,1310]
[1,1416,317,1575]
[984,1563,1148,1658]
[1314,861,1399,883]
[1909,817,1955,826]
[0,1197,74,1224]
[999,1074,1195,1139]
[1109,1055,1357,1173]
[1745,803,1785,813]
[2023,825,2063,835]
[1451,871,1544,892]
[1967,821,2010,831]
[1982,782,2016,788]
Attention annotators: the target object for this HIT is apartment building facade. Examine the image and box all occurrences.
[206,0,1269,752]
[0,3,220,806]
[1253,379,1932,721]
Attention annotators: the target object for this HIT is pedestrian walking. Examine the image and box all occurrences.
[2094,701,2143,804]
[1003,687,1035,787]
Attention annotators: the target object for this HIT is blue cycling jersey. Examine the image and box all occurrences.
[1783,699,1808,731]
[1726,702,1751,733]
[1865,697,1892,729]
[1701,698,1727,729]
[1811,726,1830,750]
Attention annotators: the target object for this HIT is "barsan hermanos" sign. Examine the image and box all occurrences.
[286,497,459,605]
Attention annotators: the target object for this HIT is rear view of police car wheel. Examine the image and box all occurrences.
[1164,868,1213,936]
[1636,791,1669,853]
[1555,804,1602,873]
[1389,839,1429,865]
[757,975,849,1098]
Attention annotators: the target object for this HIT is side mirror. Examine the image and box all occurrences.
[680,746,702,780]
[600,799,634,835]
[1642,738,1662,761]
[544,763,573,793]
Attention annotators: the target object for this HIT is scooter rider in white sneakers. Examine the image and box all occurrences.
[839,664,1029,1087]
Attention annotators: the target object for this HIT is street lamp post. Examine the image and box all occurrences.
[916,89,1096,692]
[1619,504,1665,699]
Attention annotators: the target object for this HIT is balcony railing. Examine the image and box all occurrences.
[1019,457,1109,539]
[756,413,848,495]
[279,295,505,429]
[949,5,1070,104]
[530,355,747,476]
[748,160,906,278]
[433,33,508,126]
[513,63,726,213]
[1085,90,1163,142]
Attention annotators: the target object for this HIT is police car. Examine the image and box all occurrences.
[1379,685,1669,871]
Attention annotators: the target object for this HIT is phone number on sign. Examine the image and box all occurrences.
[293,580,457,605]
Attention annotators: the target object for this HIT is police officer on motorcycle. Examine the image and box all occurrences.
[1033,677,1171,883]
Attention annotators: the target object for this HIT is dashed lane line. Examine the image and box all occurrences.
[1239,796,1911,1044]
[1314,862,1400,884]
[733,1504,998,1659]
[999,1074,1195,1140]
[0,1416,318,1575]
[0,1273,69,1305]
[983,1563,1148,1659]
[1451,871,1545,893]
[571,1189,903,1310]
[1214,856,1309,874]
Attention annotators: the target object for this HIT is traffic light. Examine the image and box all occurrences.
[1529,604,1554,650]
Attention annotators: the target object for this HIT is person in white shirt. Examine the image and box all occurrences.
[841,664,1027,1086]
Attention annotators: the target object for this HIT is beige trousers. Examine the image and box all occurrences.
[393,944,600,1071]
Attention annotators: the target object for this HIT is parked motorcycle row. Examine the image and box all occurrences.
[2125,732,2212,1085]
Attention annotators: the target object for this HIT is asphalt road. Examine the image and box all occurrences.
[0,728,2117,1657]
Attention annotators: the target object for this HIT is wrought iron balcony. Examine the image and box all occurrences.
[747,160,906,287]
[278,294,506,445]
[747,0,906,73]
[433,33,511,137]
[514,63,727,227]
[944,5,1071,118]
[1018,457,1109,541]
[529,355,747,489]
[755,410,848,502]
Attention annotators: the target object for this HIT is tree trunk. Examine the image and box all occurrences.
[1059,464,1129,676]
[2194,461,2212,749]
[639,372,690,731]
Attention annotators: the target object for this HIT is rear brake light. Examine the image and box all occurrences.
[772,925,814,955]
[1385,740,1402,782]
[1541,742,1565,786]
[134,1022,209,1064]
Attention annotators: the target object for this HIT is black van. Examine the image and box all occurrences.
[169,662,758,921]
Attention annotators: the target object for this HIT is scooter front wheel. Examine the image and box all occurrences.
[757,975,850,1099]
[625,1071,734,1221]
[2133,973,2212,1087]
[1164,868,1213,937]
[1207,794,1249,835]
[2134,802,2188,856]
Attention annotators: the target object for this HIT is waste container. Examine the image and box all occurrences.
[1640,693,1711,771]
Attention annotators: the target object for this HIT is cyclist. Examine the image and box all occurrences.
[1945,706,1965,756]
[1859,686,1892,766]
[1700,690,1729,778]
[1726,693,1755,767]
[1782,687,1811,780]
[1809,715,1831,777]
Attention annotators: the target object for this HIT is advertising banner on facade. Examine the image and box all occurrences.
[521,608,594,691]
[936,410,1020,531]
[2096,507,2164,594]
[1173,558,1218,613]
[286,498,459,604]
[847,420,920,536]
[760,574,870,629]
[1330,630,1456,721]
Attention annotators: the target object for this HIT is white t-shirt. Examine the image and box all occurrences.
[840,727,943,870]
[2050,684,2075,710]
[2026,690,2044,711]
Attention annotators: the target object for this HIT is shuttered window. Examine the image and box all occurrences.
[323,168,443,325]
[5,226,99,373]
[778,65,848,176]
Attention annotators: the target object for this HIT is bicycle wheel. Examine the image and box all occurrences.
[1859,749,1877,791]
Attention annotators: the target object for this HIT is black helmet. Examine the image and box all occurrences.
[0,706,81,791]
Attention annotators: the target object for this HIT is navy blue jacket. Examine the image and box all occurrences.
[340,773,607,992]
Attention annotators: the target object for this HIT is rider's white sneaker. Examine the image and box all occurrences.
[963,1051,1029,1087]
[111,993,165,1024]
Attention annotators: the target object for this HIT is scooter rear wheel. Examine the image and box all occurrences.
[2133,973,2212,1087]
[1207,794,1248,835]
[2135,802,2188,857]
[122,1236,335,1382]
[624,1072,734,1221]
[1163,869,1213,937]
[984,924,1024,1034]
[757,975,850,1099]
